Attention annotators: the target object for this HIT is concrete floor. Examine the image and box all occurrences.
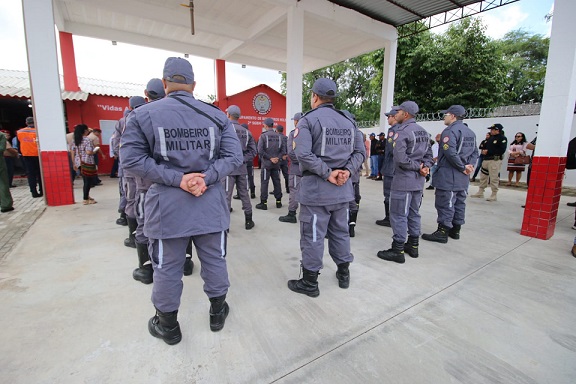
[1,173,575,384]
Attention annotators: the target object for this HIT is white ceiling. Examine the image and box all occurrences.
[52,0,397,73]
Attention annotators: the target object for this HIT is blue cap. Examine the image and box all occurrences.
[489,123,504,131]
[441,105,466,117]
[312,78,338,98]
[384,106,399,117]
[146,78,165,100]
[163,57,195,84]
[369,133,376,137]
[292,112,303,121]
[263,118,274,127]
[226,105,241,118]
[397,101,419,116]
[129,96,146,109]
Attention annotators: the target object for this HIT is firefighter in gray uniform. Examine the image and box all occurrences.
[120,57,243,345]
[223,105,257,229]
[375,107,400,227]
[256,118,286,210]
[131,79,195,284]
[377,101,433,264]
[279,112,303,223]
[422,105,478,243]
[288,78,365,297]
[116,96,146,247]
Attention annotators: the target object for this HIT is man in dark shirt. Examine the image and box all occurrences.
[471,123,507,202]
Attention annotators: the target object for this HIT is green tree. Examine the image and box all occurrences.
[498,30,549,104]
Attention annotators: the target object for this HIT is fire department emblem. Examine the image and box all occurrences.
[253,92,272,115]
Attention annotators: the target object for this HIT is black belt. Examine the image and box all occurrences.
[484,155,502,161]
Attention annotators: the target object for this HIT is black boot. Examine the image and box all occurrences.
[116,211,128,226]
[287,267,320,297]
[255,200,267,210]
[276,200,282,208]
[375,202,391,227]
[209,295,230,332]
[279,210,297,223]
[349,211,358,238]
[245,212,255,230]
[148,308,182,345]
[449,224,461,240]
[124,218,137,248]
[184,238,194,276]
[377,240,406,263]
[232,194,240,200]
[336,262,350,289]
[250,188,256,199]
[422,224,449,243]
[403,235,419,258]
[133,242,153,284]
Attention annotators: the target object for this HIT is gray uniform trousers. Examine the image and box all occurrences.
[135,189,148,244]
[299,203,354,272]
[435,189,467,228]
[118,177,127,212]
[390,190,423,243]
[349,181,360,213]
[149,231,228,312]
[260,167,282,201]
[288,174,301,212]
[383,176,393,204]
[224,174,252,213]
[123,175,137,219]
[247,163,255,191]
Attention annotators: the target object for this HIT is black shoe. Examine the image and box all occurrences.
[426,185,434,190]
[133,264,153,284]
[230,207,233,212]
[269,192,274,195]
[255,201,267,210]
[377,241,405,263]
[276,200,282,209]
[209,296,229,332]
[116,217,128,226]
[232,194,240,200]
[279,211,297,223]
[1,207,15,213]
[31,192,41,198]
[250,192,256,199]
[375,217,391,227]
[245,213,255,230]
[183,257,194,276]
[448,224,461,240]
[568,202,576,207]
[288,268,320,297]
[374,176,382,181]
[148,310,182,345]
[403,236,419,258]
[336,263,350,289]
[422,224,449,243]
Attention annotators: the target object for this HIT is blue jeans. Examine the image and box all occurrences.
[370,155,379,177]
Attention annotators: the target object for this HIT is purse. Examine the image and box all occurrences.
[514,155,530,165]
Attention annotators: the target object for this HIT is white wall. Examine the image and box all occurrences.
[362,115,576,187]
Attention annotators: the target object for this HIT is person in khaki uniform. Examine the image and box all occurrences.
[471,123,507,202]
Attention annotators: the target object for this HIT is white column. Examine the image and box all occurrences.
[536,0,576,157]
[379,39,397,129]
[286,5,304,132]
[22,0,67,152]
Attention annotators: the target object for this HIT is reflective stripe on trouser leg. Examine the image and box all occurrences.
[453,190,468,225]
[406,191,423,238]
[235,174,251,213]
[224,176,235,212]
[435,189,455,228]
[327,203,354,266]
[288,174,301,212]
[270,168,283,200]
[260,168,269,200]
[193,231,230,298]
[134,190,148,244]
[383,176,392,203]
[149,237,188,312]
[300,204,328,271]
[118,177,127,211]
[390,190,410,243]
[123,176,137,218]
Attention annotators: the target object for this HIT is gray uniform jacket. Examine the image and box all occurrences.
[287,130,301,177]
[381,123,399,177]
[258,130,286,169]
[432,120,478,191]
[120,90,243,239]
[229,121,256,176]
[294,103,365,206]
[391,118,433,192]
[351,128,364,183]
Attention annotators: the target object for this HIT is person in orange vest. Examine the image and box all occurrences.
[17,117,43,198]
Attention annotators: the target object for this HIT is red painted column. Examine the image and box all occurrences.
[215,59,226,105]
[59,32,80,92]
[40,151,74,206]
[521,156,566,239]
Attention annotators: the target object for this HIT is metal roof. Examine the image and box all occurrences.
[0,69,145,101]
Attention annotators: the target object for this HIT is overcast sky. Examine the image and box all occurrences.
[0,0,554,100]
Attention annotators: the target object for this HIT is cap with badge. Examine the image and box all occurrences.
[163,57,195,84]
[146,78,166,100]
[397,101,419,116]
[384,106,399,116]
[263,118,274,127]
[488,123,504,131]
[129,96,146,109]
[441,105,466,117]
[292,112,302,121]
[226,105,241,119]
[311,78,338,98]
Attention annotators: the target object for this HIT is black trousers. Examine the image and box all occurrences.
[22,156,42,194]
